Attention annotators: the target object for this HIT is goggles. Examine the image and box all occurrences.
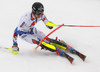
[35,11,43,15]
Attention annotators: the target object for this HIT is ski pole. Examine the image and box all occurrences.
[46,23,100,27]
[62,25,100,27]
[0,47,18,55]
[0,47,12,50]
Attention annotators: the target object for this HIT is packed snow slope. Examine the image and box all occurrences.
[0,0,100,72]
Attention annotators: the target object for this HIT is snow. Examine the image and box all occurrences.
[0,0,100,72]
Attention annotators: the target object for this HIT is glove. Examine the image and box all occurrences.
[46,21,54,29]
[12,44,19,54]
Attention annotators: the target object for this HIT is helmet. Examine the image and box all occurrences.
[32,2,44,15]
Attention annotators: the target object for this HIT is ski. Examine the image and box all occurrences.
[76,52,86,61]
[55,37,86,61]
[72,50,86,61]
[62,52,74,64]
[48,37,86,62]
[67,55,74,64]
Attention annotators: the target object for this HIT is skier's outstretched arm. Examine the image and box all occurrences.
[42,14,54,29]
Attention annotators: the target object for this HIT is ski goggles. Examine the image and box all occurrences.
[35,11,43,15]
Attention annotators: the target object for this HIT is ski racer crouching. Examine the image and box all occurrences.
[12,2,86,63]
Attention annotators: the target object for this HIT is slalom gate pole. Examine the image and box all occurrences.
[35,24,64,50]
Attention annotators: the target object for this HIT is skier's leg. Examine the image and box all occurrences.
[19,27,49,44]
[34,28,49,43]
[32,39,74,63]
[46,37,74,53]
[19,34,74,63]
[46,37,86,61]
[19,34,66,56]
[19,34,40,44]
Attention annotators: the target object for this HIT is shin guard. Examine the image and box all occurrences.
[55,47,64,56]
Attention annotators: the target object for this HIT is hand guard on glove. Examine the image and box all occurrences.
[47,26,53,29]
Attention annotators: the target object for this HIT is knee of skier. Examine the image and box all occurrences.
[32,39,39,44]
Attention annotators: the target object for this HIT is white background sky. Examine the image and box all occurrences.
[0,0,100,72]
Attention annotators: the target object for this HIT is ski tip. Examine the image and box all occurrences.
[82,55,86,61]
[68,57,74,64]
[79,54,86,61]
[71,59,74,64]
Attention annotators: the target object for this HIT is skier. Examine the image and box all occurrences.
[12,2,86,63]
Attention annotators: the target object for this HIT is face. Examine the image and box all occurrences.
[34,11,43,18]
[35,14,41,18]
